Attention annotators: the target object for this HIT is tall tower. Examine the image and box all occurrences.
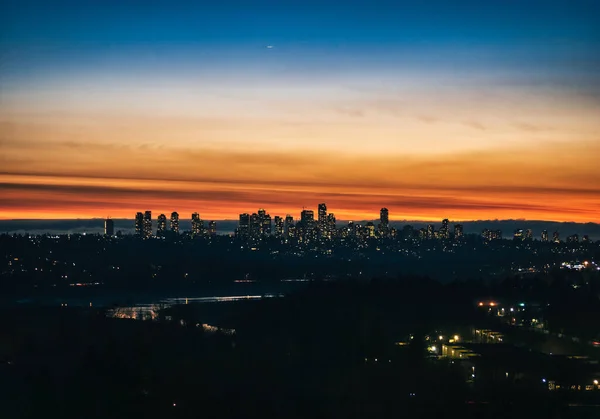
[380,208,389,226]
[157,214,167,236]
[541,230,548,242]
[440,219,449,239]
[208,221,217,236]
[104,218,114,236]
[318,203,328,237]
[143,211,152,238]
[453,224,463,240]
[238,213,250,238]
[274,216,284,238]
[191,213,203,237]
[170,212,179,234]
[135,212,144,236]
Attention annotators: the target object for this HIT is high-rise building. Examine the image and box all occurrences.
[513,229,524,241]
[318,203,327,232]
[366,222,375,238]
[135,212,144,236]
[274,216,284,238]
[301,209,314,224]
[262,214,272,236]
[525,229,533,240]
[104,218,114,236]
[453,224,463,239]
[426,224,434,240]
[440,219,450,239]
[238,213,250,238]
[157,214,167,236]
[380,208,389,226]
[284,214,294,237]
[191,213,203,237]
[170,212,180,234]
[208,221,217,236]
[327,213,336,239]
[143,211,152,238]
[553,231,560,243]
[541,230,549,242]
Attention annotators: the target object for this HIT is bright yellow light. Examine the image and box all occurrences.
[478,302,484,306]
[489,302,496,307]
[439,335,444,340]
[454,335,459,341]
[594,380,599,385]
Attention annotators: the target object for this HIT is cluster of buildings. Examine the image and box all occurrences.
[480,228,591,243]
[235,204,466,243]
[109,211,217,238]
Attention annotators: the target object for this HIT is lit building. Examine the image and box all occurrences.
[208,221,217,236]
[301,209,315,225]
[380,208,389,226]
[143,211,152,238]
[582,235,590,243]
[238,213,250,238]
[284,214,294,237]
[191,213,204,237]
[553,231,560,243]
[426,224,434,240]
[261,213,272,236]
[541,230,548,242]
[170,212,179,234]
[454,224,463,240]
[157,214,167,236]
[135,212,144,236]
[513,229,524,240]
[318,203,328,237]
[104,218,114,236]
[274,216,284,238]
[525,229,533,240]
[327,213,336,239]
[366,222,375,238]
[440,219,450,239]
[378,208,390,238]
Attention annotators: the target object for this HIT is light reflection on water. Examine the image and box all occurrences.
[107,294,283,320]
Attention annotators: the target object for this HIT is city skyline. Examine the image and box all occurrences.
[2,1,600,222]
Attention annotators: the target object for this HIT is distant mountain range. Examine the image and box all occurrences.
[1,219,599,240]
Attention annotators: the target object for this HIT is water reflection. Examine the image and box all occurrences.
[106,294,282,320]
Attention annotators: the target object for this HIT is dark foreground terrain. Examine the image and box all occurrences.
[4,278,600,418]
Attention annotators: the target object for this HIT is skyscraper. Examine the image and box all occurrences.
[318,203,328,237]
[513,229,524,240]
[327,213,336,239]
[541,230,548,242]
[380,208,389,226]
[284,214,294,237]
[104,218,114,236]
[553,231,560,243]
[191,213,203,237]
[453,224,463,239]
[274,216,284,238]
[208,221,217,236]
[157,214,167,236]
[426,224,434,240]
[440,219,450,239]
[170,212,180,234]
[135,212,144,236]
[143,211,152,238]
[238,213,250,238]
[525,229,533,240]
[301,209,315,225]
[379,208,389,238]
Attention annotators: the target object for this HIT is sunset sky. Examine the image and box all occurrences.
[1,0,599,222]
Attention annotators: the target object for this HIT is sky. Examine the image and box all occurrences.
[1,0,600,222]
